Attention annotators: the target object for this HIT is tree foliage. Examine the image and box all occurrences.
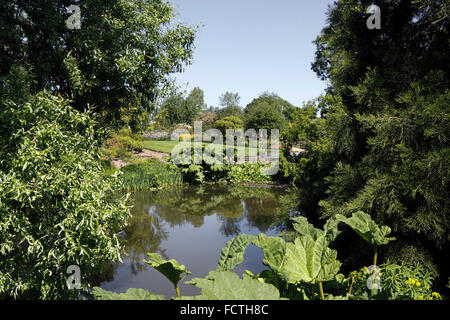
[0,0,197,129]
[219,92,241,108]
[0,68,131,299]
[156,87,205,128]
[214,116,244,135]
[244,93,292,131]
[215,105,245,121]
[282,0,450,281]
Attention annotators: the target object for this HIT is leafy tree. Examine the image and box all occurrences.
[185,87,206,122]
[258,92,298,121]
[243,93,297,131]
[244,98,287,131]
[157,94,186,128]
[216,105,245,121]
[214,116,244,135]
[194,111,216,130]
[0,0,197,130]
[157,87,205,127]
[219,92,241,108]
[0,68,131,299]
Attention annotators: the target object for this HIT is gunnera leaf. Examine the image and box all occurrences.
[143,253,191,288]
[290,216,341,244]
[180,271,284,300]
[282,236,341,284]
[335,211,396,247]
[216,234,255,272]
[252,234,287,275]
[92,287,165,300]
[253,233,341,285]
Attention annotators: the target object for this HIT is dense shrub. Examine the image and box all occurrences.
[101,128,143,161]
[226,163,273,183]
[0,69,131,299]
[214,116,244,135]
[170,143,275,184]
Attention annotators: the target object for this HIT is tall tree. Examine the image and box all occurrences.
[157,87,205,127]
[219,92,241,108]
[216,105,245,121]
[185,87,206,121]
[0,0,197,130]
[288,0,449,279]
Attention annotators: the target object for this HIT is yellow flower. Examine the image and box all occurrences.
[432,292,442,300]
[416,281,421,287]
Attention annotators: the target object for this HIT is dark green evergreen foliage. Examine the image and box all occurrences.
[283,0,449,287]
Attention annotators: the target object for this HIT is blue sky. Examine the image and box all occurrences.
[170,0,334,108]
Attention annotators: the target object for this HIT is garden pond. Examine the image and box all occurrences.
[94,184,299,298]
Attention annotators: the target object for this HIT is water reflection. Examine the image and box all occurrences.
[97,184,298,298]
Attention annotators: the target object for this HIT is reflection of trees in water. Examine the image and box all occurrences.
[217,215,245,237]
[214,198,244,219]
[144,185,296,235]
[122,205,170,275]
[91,204,170,282]
[93,185,299,285]
[242,196,280,233]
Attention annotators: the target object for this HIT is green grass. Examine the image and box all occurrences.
[119,159,183,191]
[140,140,261,155]
[140,140,182,153]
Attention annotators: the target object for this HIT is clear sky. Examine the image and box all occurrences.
[170,0,334,108]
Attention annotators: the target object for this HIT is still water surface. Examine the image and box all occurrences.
[98,184,297,298]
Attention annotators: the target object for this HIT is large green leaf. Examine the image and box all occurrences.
[143,253,191,288]
[335,211,396,247]
[291,216,323,239]
[282,236,341,284]
[290,216,341,244]
[252,234,287,275]
[216,234,255,271]
[181,271,284,300]
[253,233,341,284]
[92,287,165,300]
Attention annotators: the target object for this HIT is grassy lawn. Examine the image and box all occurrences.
[140,140,182,154]
[140,140,261,155]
